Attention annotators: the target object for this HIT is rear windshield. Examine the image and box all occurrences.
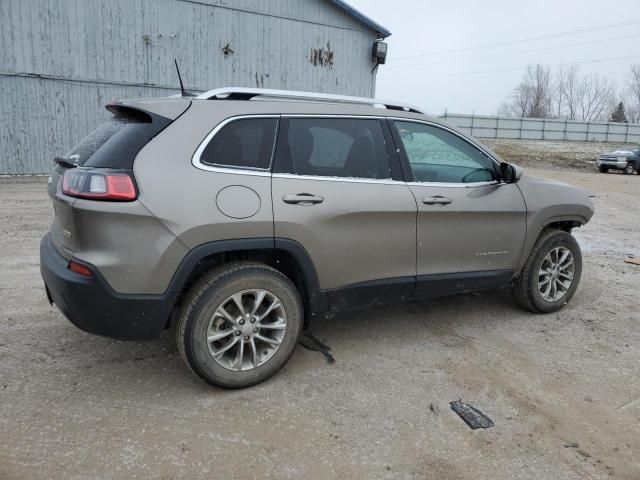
[61,108,171,169]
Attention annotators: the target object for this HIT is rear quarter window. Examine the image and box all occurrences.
[198,118,279,170]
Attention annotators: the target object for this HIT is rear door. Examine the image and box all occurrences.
[271,116,417,311]
[389,119,527,296]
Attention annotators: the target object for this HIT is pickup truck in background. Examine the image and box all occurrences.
[597,146,640,174]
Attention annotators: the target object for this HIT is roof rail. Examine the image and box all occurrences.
[194,87,425,114]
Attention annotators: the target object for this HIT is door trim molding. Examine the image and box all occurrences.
[325,276,415,311]
[413,270,515,298]
[323,269,516,312]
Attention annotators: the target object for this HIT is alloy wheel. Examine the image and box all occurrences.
[206,289,287,371]
[537,246,575,302]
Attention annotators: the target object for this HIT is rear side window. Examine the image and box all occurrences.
[280,118,391,179]
[63,108,171,169]
[199,118,278,170]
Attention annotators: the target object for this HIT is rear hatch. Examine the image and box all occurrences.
[48,98,190,258]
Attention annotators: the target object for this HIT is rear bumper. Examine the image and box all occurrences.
[40,234,177,340]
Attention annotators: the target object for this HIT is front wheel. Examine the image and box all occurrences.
[624,163,635,175]
[176,263,303,388]
[513,229,582,313]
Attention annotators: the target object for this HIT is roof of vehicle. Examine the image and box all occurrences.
[194,87,425,114]
[112,88,458,133]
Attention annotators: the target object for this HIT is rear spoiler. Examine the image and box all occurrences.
[106,97,191,121]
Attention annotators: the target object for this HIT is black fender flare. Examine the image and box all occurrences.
[516,214,590,272]
[165,237,327,314]
[540,214,590,229]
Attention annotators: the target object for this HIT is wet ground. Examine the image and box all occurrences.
[1,168,639,479]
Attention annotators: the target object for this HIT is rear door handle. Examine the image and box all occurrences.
[422,195,452,205]
[282,193,324,205]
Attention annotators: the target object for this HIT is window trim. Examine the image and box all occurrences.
[271,172,405,185]
[191,113,503,185]
[388,118,502,187]
[192,115,280,176]
[273,115,405,183]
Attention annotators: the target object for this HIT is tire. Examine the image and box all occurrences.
[624,163,635,175]
[598,165,609,173]
[513,229,582,314]
[176,262,303,388]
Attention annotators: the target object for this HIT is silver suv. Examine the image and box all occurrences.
[40,88,595,388]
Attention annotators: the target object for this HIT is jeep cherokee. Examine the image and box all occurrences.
[40,88,595,388]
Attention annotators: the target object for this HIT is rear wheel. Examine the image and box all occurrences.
[513,229,582,313]
[624,163,635,175]
[176,262,303,388]
[598,165,609,173]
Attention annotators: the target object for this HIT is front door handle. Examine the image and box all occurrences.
[282,193,325,205]
[422,195,452,205]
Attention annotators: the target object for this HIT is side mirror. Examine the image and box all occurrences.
[499,162,519,183]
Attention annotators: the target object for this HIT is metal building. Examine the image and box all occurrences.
[0,0,390,174]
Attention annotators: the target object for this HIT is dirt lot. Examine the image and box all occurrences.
[1,168,639,480]
[482,139,636,172]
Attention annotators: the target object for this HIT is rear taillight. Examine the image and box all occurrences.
[62,169,137,201]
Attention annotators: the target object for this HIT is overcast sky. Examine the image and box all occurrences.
[347,0,640,116]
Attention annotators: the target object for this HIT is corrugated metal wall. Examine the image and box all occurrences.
[441,113,640,143]
[0,0,380,174]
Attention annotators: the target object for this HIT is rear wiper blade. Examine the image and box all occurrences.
[53,156,77,168]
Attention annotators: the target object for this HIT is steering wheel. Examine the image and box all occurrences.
[461,168,491,183]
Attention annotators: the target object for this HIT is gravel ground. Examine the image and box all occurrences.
[1,169,639,480]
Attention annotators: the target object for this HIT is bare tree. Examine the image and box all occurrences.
[497,101,521,117]
[501,65,617,121]
[500,64,552,118]
[558,65,581,120]
[510,83,534,117]
[628,65,640,123]
[498,83,533,117]
[524,64,552,117]
[628,104,640,123]
[575,72,616,121]
[551,67,566,118]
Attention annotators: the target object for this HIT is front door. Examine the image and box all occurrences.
[272,116,417,311]
[390,119,527,297]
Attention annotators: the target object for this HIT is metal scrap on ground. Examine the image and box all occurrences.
[450,400,495,429]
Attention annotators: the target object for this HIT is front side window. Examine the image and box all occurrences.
[283,118,391,179]
[200,118,278,170]
[394,121,496,183]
